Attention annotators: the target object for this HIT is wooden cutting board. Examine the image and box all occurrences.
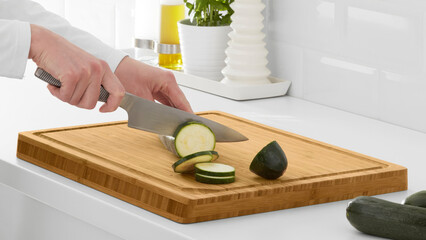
[17,111,407,223]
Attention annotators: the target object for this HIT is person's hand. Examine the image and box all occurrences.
[114,57,193,113]
[28,24,125,112]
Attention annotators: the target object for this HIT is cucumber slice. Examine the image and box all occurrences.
[195,173,235,184]
[250,141,288,180]
[172,151,219,173]
[195,162,235,177]
[173,121,216,158]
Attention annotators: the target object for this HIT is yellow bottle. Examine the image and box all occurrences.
[159,0,185,70]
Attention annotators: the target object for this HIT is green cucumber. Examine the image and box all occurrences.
[346,196,426,240]
[403,191,426,208]
[249,141,288,179]
[195,162,235,177]
[195,173,235,184]
[173,121,216,157]
[172,151,219,173]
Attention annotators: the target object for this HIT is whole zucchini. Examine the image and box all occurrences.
[403,191,426,208]
[346,196,426,240]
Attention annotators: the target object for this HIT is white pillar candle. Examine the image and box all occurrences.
[221,0,271,85]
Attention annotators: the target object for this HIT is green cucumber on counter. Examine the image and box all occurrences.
[346,196,426,240]
[250,141,288,179]
[172,151,219,173]
[403,190,426,208]
[159,121,216,157]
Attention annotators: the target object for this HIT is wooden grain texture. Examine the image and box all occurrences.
[16,111,407,223]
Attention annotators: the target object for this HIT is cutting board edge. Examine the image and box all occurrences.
[16,147,408,224]
[185,164,408,200]
[16,113,409,224]
[16,132,198,205]
[180,166,408,223]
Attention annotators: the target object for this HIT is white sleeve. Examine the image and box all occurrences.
[0,0,127,79]
[0,19,31,78]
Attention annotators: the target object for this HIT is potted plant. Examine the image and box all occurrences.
[178,0,234,81]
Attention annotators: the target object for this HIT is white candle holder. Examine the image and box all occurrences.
[221,0,271,85]
[168,0,291,100]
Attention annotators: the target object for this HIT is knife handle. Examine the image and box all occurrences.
[34,67,109,103]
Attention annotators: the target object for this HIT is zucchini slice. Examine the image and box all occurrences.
[403,190,426,208]
[173,121,216,158]
[195,173,235,184]
[250,141,288,180]
[195,162,235,177]
[172,151,219,173]
[347,196,426,240]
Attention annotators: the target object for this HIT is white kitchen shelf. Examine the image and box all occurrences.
[173,71,291,101]
[132,47,291,100]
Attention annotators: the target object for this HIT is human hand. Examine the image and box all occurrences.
[114,57,193,113]
[28,24,125,112]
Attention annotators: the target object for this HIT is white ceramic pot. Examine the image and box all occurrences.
[178,19,232,81]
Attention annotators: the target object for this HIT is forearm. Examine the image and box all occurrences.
[25,24,126,112]
[0,0,127,72]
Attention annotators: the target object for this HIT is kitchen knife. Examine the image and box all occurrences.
[34,68,248,142]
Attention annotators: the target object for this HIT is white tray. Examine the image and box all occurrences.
[173,71,291,101]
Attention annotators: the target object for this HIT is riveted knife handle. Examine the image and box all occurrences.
[34,67,109,103]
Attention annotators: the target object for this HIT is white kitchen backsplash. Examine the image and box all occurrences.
[31,0,426,133]
[265,0,426,133]
[32,0,135,49]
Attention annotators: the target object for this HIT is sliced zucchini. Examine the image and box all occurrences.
[250,141,288,180]
[173,121,216,157]
[172,151,219,173]
[195,173,235,184]
[195,162,235,177]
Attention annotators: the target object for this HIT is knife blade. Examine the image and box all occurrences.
[34,68,248,142]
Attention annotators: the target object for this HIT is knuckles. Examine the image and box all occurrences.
[89,60,102,75]
[163,70,176,84]
[68,97,80,106]
[62,71,79,86]
[113,86,126,98]
[54,58,122,111]
[91,60,107,85]
[82,101,97,110]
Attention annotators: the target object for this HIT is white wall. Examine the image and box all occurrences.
[32,0,135,49]
[32,0,426,133]
[265,0,426,133]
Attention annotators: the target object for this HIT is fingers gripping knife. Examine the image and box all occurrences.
[34,68,248,142]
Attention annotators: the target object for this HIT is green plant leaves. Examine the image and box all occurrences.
[185,2,194,15]
[184,0,234,26]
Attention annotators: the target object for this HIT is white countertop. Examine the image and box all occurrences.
[1,62,425,240]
